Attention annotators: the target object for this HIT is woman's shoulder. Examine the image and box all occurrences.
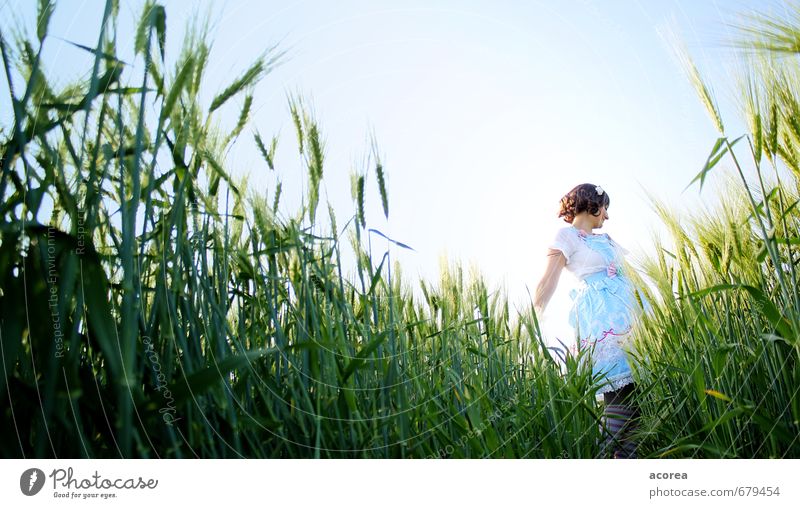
[548,226,582,259]
[604,233,630,254]
[555,225,580,235]
[557,225,595,240]
[554,225,580,242]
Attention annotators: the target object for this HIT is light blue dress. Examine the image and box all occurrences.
[550,226,652,399]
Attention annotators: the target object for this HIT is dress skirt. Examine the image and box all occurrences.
[568,269,650,400]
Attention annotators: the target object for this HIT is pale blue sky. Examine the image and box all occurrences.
[1,0,790,346]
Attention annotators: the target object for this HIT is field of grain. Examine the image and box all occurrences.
[0,0,797,458]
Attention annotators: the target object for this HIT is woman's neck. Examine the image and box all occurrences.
[571,219,595,236]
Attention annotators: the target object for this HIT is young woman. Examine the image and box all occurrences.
[533,183,650,459]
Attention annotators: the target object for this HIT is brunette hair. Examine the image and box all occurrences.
[557,183,610,223]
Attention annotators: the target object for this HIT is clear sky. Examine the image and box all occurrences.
[0,0,790,347]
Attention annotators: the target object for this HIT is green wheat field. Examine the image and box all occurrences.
[1,1,798,458]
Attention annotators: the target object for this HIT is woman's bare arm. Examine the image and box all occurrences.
[533,249,567,316]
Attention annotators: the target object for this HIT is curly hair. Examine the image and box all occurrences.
[557,183,610,223]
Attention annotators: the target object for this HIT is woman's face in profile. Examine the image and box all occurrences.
[595,205,609,228]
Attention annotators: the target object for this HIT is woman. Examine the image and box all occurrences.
[533,183,650,459]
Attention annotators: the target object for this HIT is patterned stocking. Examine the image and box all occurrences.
[597,383,641,459]
[598,403,640,458]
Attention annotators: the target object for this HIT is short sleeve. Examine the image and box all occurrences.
[547,228,577,263]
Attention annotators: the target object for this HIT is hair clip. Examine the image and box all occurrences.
[595,185,604,195]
